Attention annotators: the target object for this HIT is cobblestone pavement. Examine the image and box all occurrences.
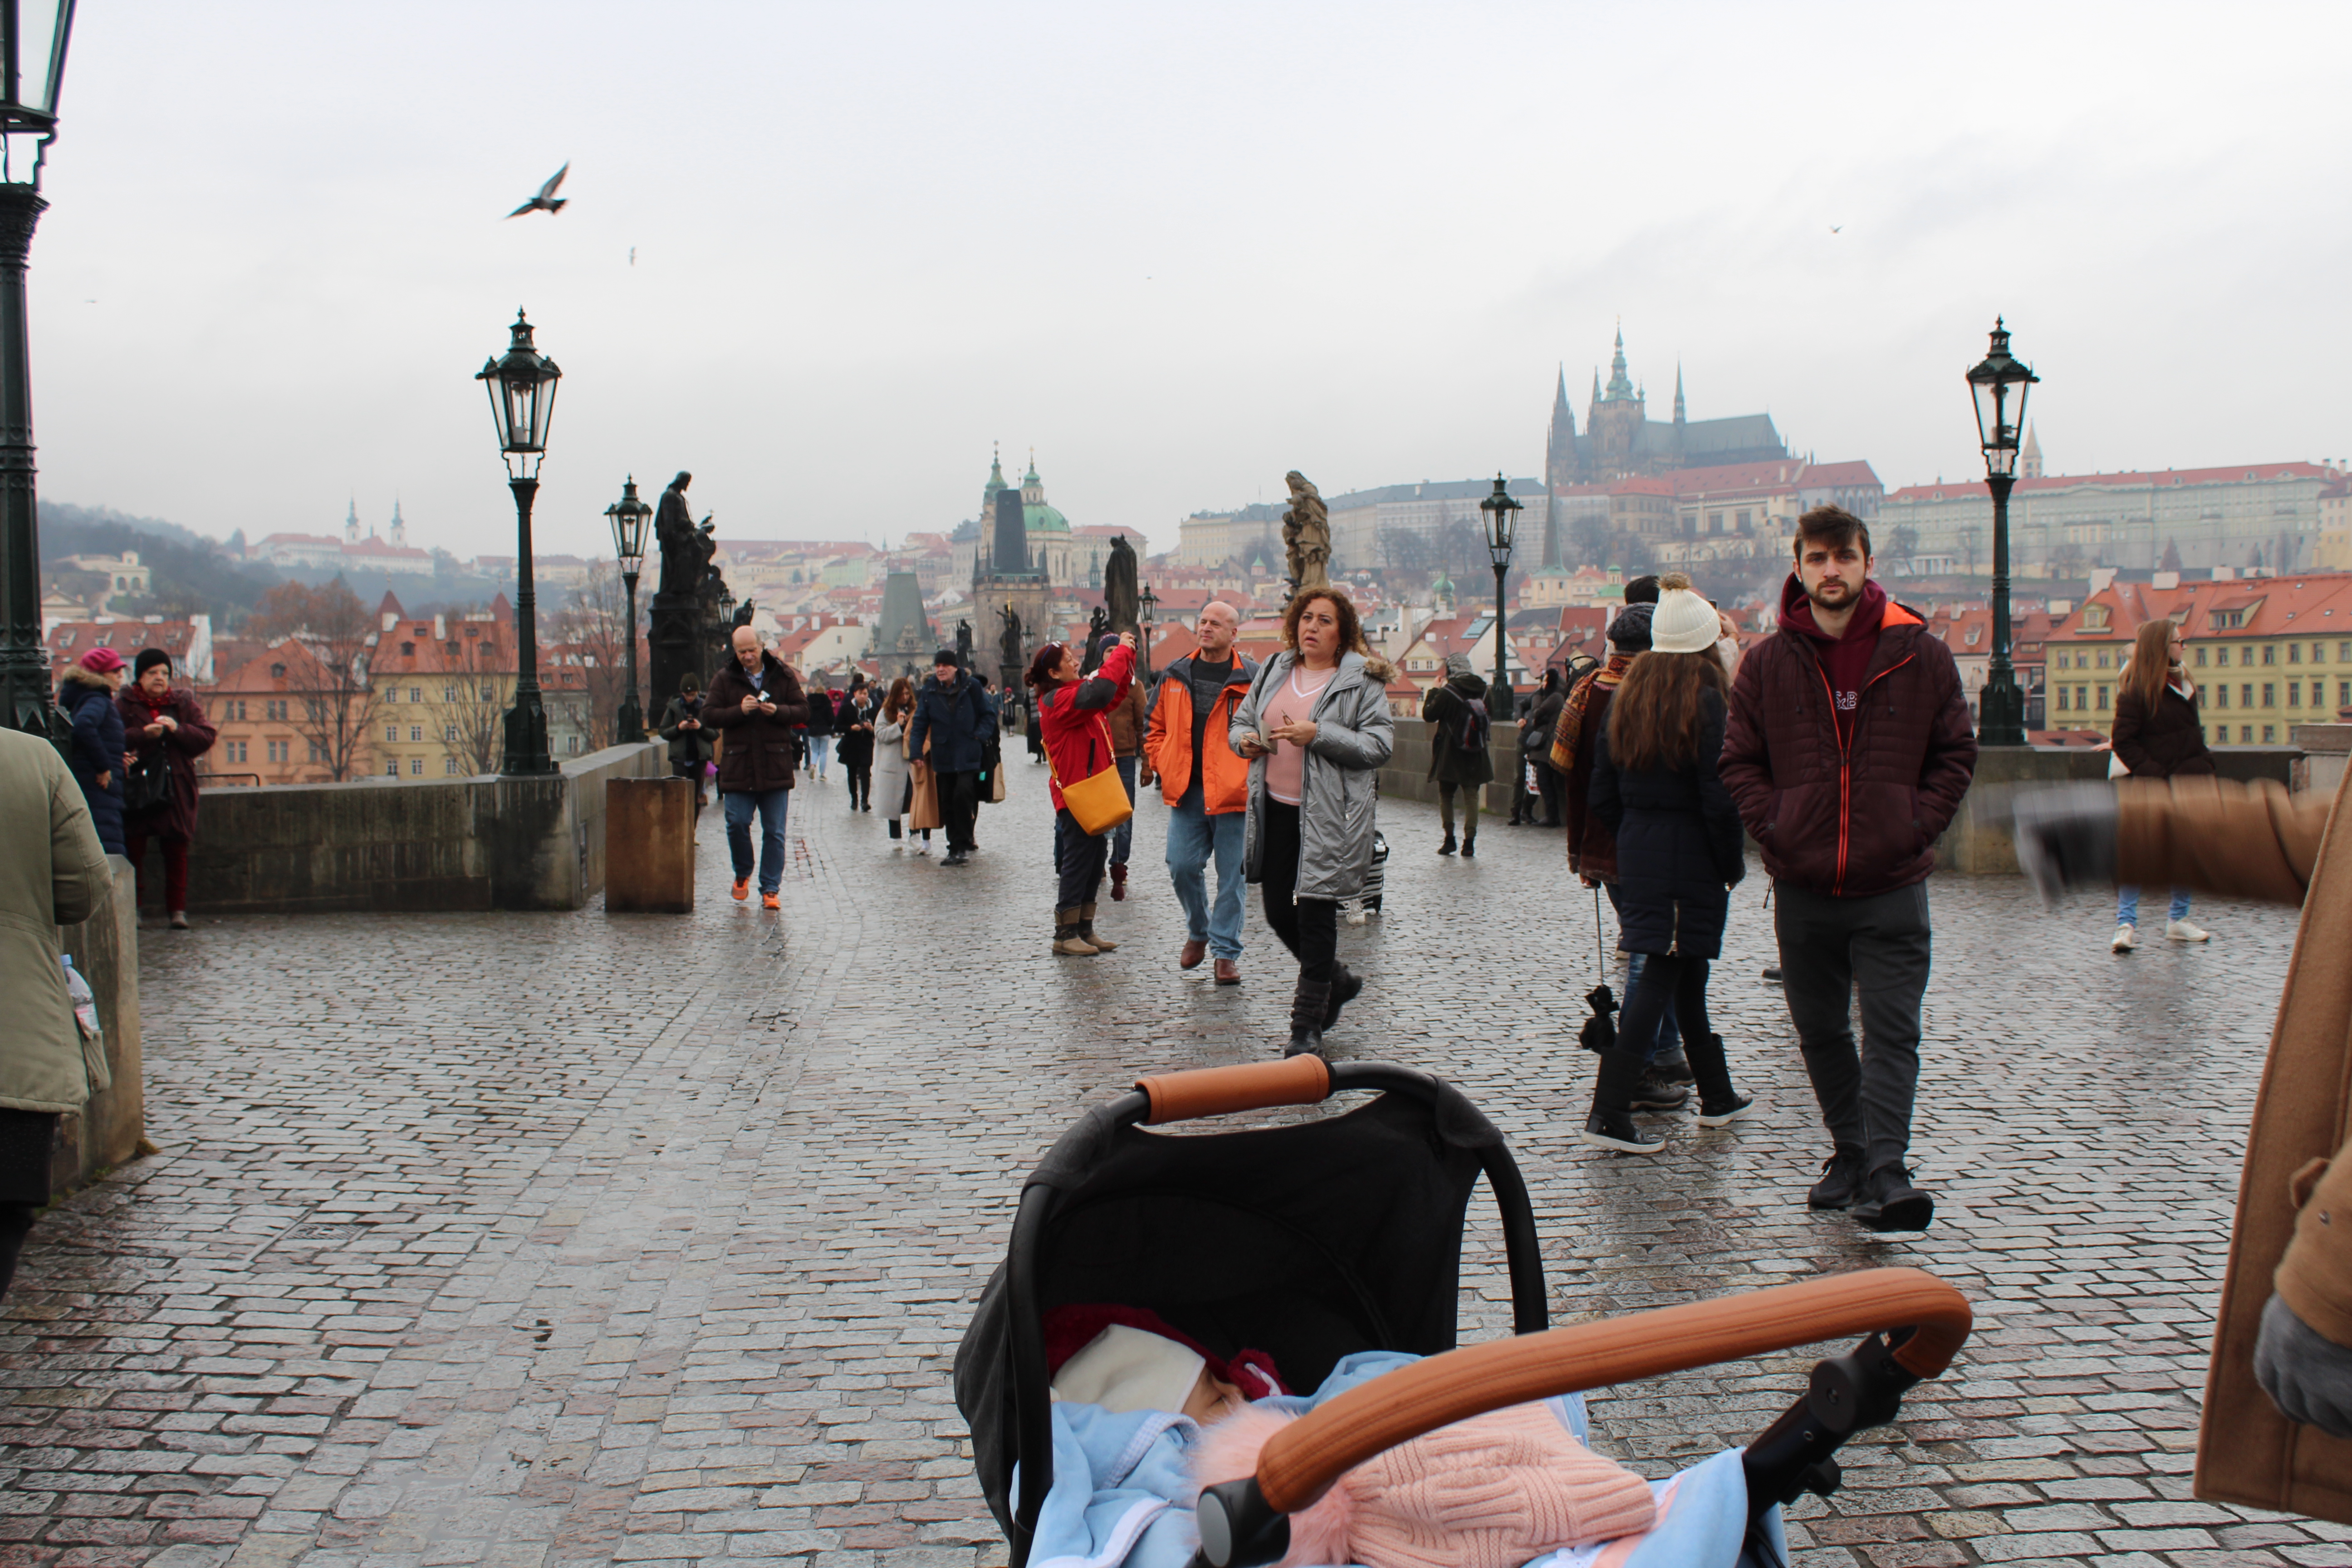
[4,761,2335,1568]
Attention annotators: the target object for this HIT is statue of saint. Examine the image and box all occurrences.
[1281,470,1332,593]
[998,601,1024,671]
[655,471,717,598]
[956,618,974,667]
[1103,534,1141,634]
[1080,605,1110,674]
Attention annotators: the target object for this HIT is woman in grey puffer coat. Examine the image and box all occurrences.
[1231,588,1394,1057]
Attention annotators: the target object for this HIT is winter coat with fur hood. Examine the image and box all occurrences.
[1232,650,1394,902]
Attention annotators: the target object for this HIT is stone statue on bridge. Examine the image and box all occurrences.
[655,472,717,600]
[1282,470,1331,594]
[998,602,1024,672]
[1104,534,1140,635]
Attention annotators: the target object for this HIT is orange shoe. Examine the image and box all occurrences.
[731,876,750,902]
[761,892,780,911]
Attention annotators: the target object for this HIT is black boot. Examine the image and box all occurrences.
[1286,979,1332,1057]
[1322,966,1364,1031]
[1628,1070,1689,1111]
[1852,1163,1935,1233]
[1460,832,1476,858]
[1807,1144,1867,1209]
[1686,1033,1754,1126]
[1580,1050,1664,1152]
[1439,831,1457,856]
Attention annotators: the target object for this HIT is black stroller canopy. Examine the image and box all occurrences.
[956,1064,1544,1550]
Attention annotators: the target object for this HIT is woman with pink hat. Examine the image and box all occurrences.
[59,647,131,855]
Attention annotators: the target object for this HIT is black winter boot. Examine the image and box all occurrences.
[1580,1051,1664,1153]
[1686,1033,1754,1126]
[1286,980,1332,1057]
[1629,1071,1689,1111]
[1438,832,1457,856]
[1807,1145,1867,1209]
[1852,1163,1935,1233]
[1322,966,1364,1031]
[1460,831,1476,858]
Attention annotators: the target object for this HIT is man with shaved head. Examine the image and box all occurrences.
[1143,599,1258,984]
[702,624,809,909]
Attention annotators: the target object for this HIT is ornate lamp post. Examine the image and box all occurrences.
[1139,582,1157,680]
[0,3,75,743]
[1966,317,2038,746]
[475,309,562,775]
[604,475,651,744]
[1479,474,1522,710]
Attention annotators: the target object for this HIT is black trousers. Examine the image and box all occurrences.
[1056,807,1109,909]
[844,763,871,809]
[1259,799,1338,983]
[671,760,706,813]
[1537,761,1566,828]
[1775,881,1934,1174]
[937,769,980,853]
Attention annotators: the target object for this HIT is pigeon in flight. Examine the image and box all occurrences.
[1829,225,1843,234]
[507,163,570,219]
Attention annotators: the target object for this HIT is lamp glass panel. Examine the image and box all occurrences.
[8,1,69,115]
[1970,375,1999,453]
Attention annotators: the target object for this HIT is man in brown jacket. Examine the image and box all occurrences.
[2015,774,2352,1522]
[1722,506,1978,1232]
[702,625,811,909]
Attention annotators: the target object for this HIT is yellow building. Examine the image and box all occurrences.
[2045,572,2352,745]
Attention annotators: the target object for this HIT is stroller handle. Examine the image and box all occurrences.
[1250,1266,1970,1514]
[1135,1055,1331,1124]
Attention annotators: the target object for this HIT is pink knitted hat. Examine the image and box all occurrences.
[78,647,125,674]
[1191,1400,1656,1568]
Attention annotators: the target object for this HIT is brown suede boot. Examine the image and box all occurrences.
[1078,902,1118,951]
[1053,909,1100,957]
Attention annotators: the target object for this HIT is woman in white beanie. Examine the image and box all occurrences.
[1581,575,1754,1151]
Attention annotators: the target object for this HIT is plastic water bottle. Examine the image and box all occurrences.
[60,955,100,1042]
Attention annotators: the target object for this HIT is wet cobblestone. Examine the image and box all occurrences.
[0,768,2326,1567]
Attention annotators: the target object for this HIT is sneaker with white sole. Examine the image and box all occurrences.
[2111,923,2137,953]
[2166,917,2210,943]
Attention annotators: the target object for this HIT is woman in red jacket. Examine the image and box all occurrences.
[115,648,217,928]
[1028,632,1137,956]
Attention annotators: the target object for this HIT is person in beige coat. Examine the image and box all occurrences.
[0,728,114,1298]
[2014,772,2352,1521]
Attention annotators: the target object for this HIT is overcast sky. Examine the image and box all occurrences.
[27,2,2352,561]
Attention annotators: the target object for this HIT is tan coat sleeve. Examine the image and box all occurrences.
[50,749,110,926]
[2114,776,2331,907]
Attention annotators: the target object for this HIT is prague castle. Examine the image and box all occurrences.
[1545,329,1789,485]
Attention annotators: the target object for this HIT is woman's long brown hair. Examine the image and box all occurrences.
[1606,649,1729,771]
[2124,619,2178,715]
[882,676,916,722]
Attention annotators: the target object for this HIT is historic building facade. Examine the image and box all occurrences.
[1544,329,1790,485]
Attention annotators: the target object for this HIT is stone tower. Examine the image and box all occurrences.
[345,499,359,544]
[1544,365,1580,490]
[1586,329,1647,478]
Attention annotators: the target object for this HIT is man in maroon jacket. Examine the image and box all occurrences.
[1722,506,1977,1232]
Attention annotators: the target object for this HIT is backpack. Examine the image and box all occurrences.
[1456,695,1490,755]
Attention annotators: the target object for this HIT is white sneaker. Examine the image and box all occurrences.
[2111,923,2138,953]
[2166,917,2211,943]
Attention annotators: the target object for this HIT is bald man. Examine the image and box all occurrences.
[1142,601,1259,983]
[702,625,810,907]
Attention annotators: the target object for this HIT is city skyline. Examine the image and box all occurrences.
[21,3,2352,565]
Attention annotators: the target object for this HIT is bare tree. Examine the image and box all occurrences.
[1887,524,1919,576]
[554,561,634,753]
[245,579,380,782]
[426,634,510,776]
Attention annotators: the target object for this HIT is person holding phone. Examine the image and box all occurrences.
[1231,588,1394,1057]
[701,625,810,909]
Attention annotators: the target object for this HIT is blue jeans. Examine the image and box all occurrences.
[808,734,830,777]
[2117,886,2190,927]
[723,788,790,894]
[1165,783,1246,960]
[1110,755,1139,867]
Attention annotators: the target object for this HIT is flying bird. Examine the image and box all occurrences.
[507,163,570,219]
[1829,225,1843,234]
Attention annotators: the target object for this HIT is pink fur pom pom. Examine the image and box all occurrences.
[1187,1403,1353,1568]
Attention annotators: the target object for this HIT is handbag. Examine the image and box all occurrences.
[125,748,170,814]
[1047,709,1132,837]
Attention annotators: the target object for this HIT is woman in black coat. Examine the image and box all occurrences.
[1582,584,1751,1152]
[59,650,129,855]
[833,680,876,811]
[2107,616,2215,950]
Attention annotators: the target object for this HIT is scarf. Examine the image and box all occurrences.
[1549,653,1634,774]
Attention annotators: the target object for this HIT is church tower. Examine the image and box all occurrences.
[1545,365,1581,490]
[389,500,407,549]
[2021,423,2043,479]
[345,498,359,544]
[1588,328,1647,477]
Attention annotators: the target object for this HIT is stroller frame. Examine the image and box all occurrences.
[965,1057,1971,1568]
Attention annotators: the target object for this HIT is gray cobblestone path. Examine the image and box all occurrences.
[3,764,2337,1568]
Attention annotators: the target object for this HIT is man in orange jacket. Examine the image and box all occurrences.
[1144,600,1258,984]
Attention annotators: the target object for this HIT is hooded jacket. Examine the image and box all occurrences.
[59,666,128,854]
[1720,574,1978,898]
[1038,643,1135,814]
[1144,649,1259,815]
[0,729,113,1114]
[1232,650,1395,902]
[1421,671,1495,787]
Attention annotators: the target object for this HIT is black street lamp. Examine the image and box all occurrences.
[1479,474,1522,711]
[1139,582,1157,680]
[475,309,562,775]
[0,2,75,743]
[1966,317,2038,747]
[605,475,651,744]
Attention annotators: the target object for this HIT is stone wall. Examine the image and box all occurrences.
[54,859,144,1193]
[186,742,666,914]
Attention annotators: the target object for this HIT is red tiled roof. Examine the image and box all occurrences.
[1889,462,2337,503]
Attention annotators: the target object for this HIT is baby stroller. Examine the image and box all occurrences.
[956,1056,1972,1568]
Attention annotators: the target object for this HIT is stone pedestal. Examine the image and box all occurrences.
[648,591,710,722]
[606,777,696,913]
[54,858,144,1193]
